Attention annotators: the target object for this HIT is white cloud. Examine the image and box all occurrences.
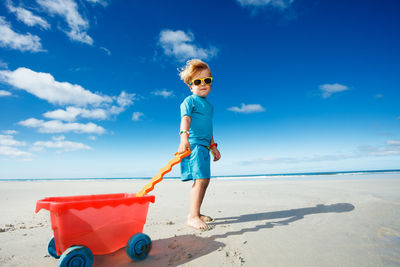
[356,142,400,157]
[152,89,174,98]
[228,103,265,114]
[37,0,93,45]
[1,67,134,134]
[0,134,26,146]
[6,0,50,30]
[375,94,383,99]
[0,90,12,97]
[239,143,400,166]
[105,91,136,115]
[0,67,111,106]
[368,146,400,156]
[2,130,18,135]
[116,91,135,107]
[386,140,400,146]
[0,134,30,158]
[237,0,294,9]
[132,112,144,121]
[0,145,32,158]
[319,83,349,98]
[100,46,111,55]
[159,29,218,62]
[33,136,91,152]
[0,16,44,52]
[85,0,109,6]
[18,118,106,134]
[43,91,135,121]
[44,106,108,121]
[52,135,65,141]
[238,153,365,166]
[0,59,8,69]
[371,151,400,156]
[43,107,82,121]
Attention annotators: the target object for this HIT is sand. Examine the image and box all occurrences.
[1,174,400,266]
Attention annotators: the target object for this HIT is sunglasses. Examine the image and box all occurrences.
[190,77,213,86]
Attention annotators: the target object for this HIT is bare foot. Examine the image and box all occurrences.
[188,214,213,223]
[187,215,208,230]
[200,214,213,222]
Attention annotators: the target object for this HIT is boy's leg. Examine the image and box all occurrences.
[187,178,210,229]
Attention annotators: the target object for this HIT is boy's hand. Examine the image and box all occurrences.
[178,140,190,154]
[211,147,221,162]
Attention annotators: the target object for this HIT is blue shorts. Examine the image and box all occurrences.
[180,144,210,182]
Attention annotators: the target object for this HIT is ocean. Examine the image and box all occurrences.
[1,169,399,182]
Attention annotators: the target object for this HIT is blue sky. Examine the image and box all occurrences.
[0,0,399,179]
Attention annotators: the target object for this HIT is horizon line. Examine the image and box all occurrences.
[1,169,399,181]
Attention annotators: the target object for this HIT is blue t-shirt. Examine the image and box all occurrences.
[180,94,213,147]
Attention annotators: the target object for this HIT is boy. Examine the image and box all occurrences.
[178,59,221,230]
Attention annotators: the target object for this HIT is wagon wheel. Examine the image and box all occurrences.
[126,233,152,261]
[48,237,60,259]
[58,245,93,267]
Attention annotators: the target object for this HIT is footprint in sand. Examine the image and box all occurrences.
[1,224,16,232]
[225,250,245,266]
[168,250,193,265]
[168,240,179,249]
[167,239,194,265]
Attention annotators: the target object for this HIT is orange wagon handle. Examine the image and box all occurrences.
[136,149,191,197]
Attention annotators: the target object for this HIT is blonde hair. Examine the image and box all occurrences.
[179,59,212,85]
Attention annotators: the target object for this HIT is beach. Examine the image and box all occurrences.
[1,174,400,266]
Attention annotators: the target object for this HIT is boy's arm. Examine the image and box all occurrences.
[180,115,191,132]
[178,116,191,153]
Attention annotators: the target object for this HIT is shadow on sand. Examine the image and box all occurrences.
[93,234,225,266]
[94,203,354,265]
[210,203,355,239]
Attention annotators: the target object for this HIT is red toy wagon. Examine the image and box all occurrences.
[36,193,155,266]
